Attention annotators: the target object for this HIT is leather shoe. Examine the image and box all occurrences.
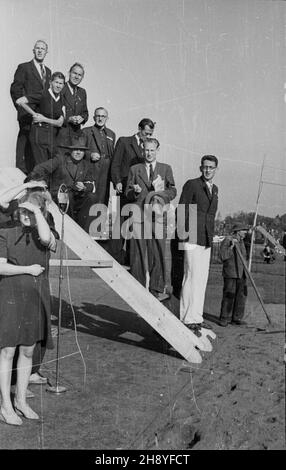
[199,321,212,329]
[185,323,202,337]
[231,320,248,326]
[29,373,48,385]
[219,319,229,327]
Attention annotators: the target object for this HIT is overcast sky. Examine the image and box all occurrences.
[1,0,285,217]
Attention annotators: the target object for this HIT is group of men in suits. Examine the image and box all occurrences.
[10,40,90,174]
[10,39,220,335]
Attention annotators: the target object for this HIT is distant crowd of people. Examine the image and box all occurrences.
[0,39,270,426]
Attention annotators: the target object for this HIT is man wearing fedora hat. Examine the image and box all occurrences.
[125,137,176,301]
[28,135,95,228]
[218,222,248,327]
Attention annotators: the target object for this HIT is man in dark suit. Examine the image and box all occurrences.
[126,138,176,300]
[177,155,219,333]
[218,223,248,327]
[29,136,95,228]
[10,40,52,174]
[110,118,155,263]
[57,63,88,147]
[83,107,116,206]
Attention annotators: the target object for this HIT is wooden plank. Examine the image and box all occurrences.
[256,225,285,255]
[0,169,217,363]
[49,259,113,267]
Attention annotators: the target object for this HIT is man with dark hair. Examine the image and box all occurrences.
[18,71,66,165]
[58,63,88,147]
[10,40,52,173]
[177,155,219,334]
[126,137,176,299]
[83,107,116,206]
[110,118,155,263]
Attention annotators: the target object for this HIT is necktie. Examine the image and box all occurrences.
[40,64,46,86]
[149,163,154,183]
[73,86,78,114]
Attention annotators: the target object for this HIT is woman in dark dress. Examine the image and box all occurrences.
[20,72,65,166]
[0,190,56,426]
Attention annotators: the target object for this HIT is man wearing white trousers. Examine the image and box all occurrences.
[177,155,218,336]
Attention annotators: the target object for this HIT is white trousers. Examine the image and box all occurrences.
[179,243,211,324]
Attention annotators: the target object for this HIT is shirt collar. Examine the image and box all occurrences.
[67,82,76,95]
[33,59,44,75]
[48,88,60,102]
[145,161,156,170]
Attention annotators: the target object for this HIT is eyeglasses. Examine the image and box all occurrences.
[202,166,217,171]
[95,115,107,119]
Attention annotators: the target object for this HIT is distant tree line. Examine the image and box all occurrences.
[215,210,286,241]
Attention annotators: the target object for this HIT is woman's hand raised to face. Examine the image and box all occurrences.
[18,201,42,214]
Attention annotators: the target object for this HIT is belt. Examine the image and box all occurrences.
[33,122,51,128]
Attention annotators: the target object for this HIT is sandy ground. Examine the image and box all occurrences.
[0,250,284,450]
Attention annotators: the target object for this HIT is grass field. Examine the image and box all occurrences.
[210,244,285,305]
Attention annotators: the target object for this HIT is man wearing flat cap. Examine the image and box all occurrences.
[28,135,95,228]
[218,223,248,327]
[125,137,176,301]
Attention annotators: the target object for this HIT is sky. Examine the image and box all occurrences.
[0,0,285,217]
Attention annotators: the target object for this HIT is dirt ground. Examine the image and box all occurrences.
[0,247,284,451]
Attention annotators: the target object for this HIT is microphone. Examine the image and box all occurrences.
[57,184,69,214]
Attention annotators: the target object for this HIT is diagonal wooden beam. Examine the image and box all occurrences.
[50,259,113,267]
[0,168,217,363]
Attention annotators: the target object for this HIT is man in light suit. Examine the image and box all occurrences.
[57,63,88,147]
[126,138,176,300]
[10,40,51,174]
[110,118,155,264]
[83,107,116,206]
[177,155,219,334]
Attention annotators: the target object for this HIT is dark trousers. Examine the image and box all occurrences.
[29,124,58,165]
[11,341,46,385]
[220,276,247,323]
[15,123,34,174]
[52,191,94,230]
[106,192,130,265]
[130,222,166,293]
[57,125,82,148]
[76,193,108,235]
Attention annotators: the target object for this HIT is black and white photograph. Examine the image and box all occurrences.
[0,0,285,454]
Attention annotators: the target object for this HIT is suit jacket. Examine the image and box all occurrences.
[29,153,94,197]
[83,125,116,159]
[125,162,177,222]
[220,237,247,278]
[10,60,51,126]
[82,125,116,204]
[177,176,218,247]
[111,135,144,191]
[61,83,88,126]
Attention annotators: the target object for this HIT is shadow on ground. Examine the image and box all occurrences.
[52,296,184,360]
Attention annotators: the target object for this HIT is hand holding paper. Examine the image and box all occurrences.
[152,175,164,192]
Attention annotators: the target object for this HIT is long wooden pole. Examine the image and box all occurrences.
[248,155,266,272]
